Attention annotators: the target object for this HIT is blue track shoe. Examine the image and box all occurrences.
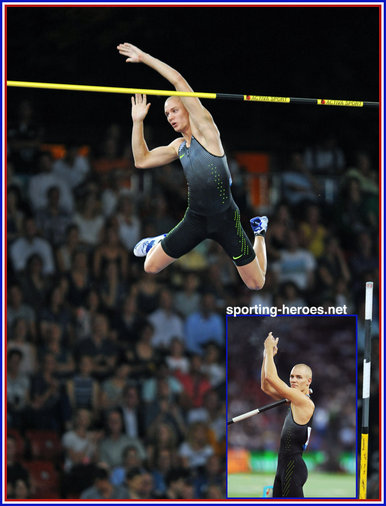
[133,234,166,257]
[250,216,268,235]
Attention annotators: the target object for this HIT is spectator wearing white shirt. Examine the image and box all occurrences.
[73,191,105,247]
[52,144,90,189]
[148,289,184,350]
[28,151,74,213]
[9,216,55,275]
[271,229,316,292]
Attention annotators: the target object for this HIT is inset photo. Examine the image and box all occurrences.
[227,315,357,499]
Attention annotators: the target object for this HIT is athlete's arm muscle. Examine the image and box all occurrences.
[118,43,223,155]
[130,94,181,169]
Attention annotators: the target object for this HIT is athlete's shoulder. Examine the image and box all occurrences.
[170,137,185,153]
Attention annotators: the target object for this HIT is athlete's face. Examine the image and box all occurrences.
[289,365,311,393]
[164,98,190,132]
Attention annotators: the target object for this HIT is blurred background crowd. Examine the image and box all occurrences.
[5,5,379,501]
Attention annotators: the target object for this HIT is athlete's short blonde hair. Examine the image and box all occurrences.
[293,363,312,380]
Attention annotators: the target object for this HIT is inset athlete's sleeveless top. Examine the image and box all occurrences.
[178,136,233,215]
[278,408,313,459]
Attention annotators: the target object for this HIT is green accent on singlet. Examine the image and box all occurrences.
[233,207,250,258]
[178,136,233,215]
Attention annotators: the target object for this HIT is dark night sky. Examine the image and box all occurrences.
[6,4,380,155]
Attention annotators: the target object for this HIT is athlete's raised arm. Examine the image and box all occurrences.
[263,333,314,423]
[130,93,180,169]
[261,333,282,400]
[117,42,222,154]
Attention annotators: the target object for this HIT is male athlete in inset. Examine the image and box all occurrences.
[117,42,267,290]
[261,332,315,497]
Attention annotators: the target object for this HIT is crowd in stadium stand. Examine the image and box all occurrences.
[6,99,379,499]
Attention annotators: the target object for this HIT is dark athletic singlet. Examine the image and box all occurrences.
[278,407,313,457]
[161,135,255,266]
[273,407,314,498]
[178,136,233,215]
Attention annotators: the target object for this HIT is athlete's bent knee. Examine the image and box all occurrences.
[144,259,162,274]
[245,275,265,291]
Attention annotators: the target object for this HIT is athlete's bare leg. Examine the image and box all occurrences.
[236,235,267,290]
[144,242,177,274]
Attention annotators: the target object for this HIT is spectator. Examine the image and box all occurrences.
[80,466,129,499]
[165,337,190,374]
[35,185,73,247]
[7,349,30,429]
[74,289,102,342]
[134,272,161,316]
[124,321,162,381]
[265,203,294,262]
[13,478,31,500]
[298,203,327,259]
[184,293,224,355]
[125,467,154,500]
[119,384,146,440]
[28,151,74,213]
[344,150,378,196]
[98,260,127,316]
[174,354,212,410]
[194,454,225,499]
[150,448,177,497]
[315,235,351,303]
[281,152,320,211]
[7,185,25,243]
[39,322,75,379]
[335,177,377,249]
[148,288,184,350]
[303,135,345,174]
[146,422,179,471]
[142,361,184,405]
[7,99,42,173]
[178,421,214,471]
[39,285,73,345]
[151,193,176,235]
[10,216,55,276]
[201,342,225,389]
[93,221,128,281]
[7,317,37,376]
[62,408,101,472]
[271,229,316,293]
[349,231,378,279]
[67,250,94,310]
[174,273,201,318]
[116,194,141,251]
[98,409,146,469]
[100,360,131,411]
[65,355,101,417]
[187,389,225,454]
[7,283,36,339]
[110,444,146,487]
[56,224,82,273]
[18,253,52,314]
[52,144,90,189]
[164,469,189,500]
[114,294,146,346]
[73,191,105,247]
[6,435,30,499]
[279,280,306,308]
[27,352,68,430]
[144,378,186,442]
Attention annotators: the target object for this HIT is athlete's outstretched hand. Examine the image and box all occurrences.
[265,332,279,356]
[117,42,146,63]
[131,94,151,123]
